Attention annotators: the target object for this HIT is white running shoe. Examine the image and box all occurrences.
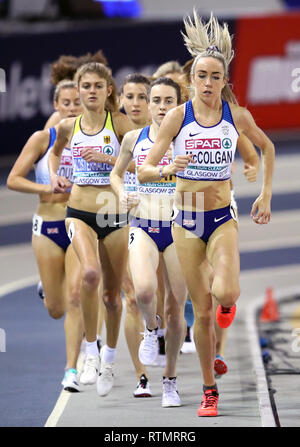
[133,374,152,398]
[181,326,196,354]
[152,354,166,367]
[62,369,80,392]
[162,378,181,407]
[97,348,114,396]
[80,355,99,385]
[139,315,161,365]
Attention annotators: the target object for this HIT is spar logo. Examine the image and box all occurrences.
[103,145,113,155]
[73,146,102,157]
[137,154,170,166]
[60,155,72,166]
[185,139,221,150]
[222,138,232,149]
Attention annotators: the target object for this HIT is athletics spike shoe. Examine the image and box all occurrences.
[162,378,181,407]
[214,355,228,378]
[139,315,161,365]
[197,388,219,417]
[216,304,236,328]
[133,374,152,398]
[97,347,114,396]
[62,369,80,392]
[181,326,196,354]
[80,355,99,385]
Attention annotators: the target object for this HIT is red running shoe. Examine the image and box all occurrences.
[197,389,219,417]
[214,355,228,377]
[216,304,236,328]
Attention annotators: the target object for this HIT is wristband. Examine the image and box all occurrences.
[159,167,165,178]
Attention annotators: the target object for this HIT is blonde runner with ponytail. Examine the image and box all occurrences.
[182,10,237,104]
[138,10,275,418]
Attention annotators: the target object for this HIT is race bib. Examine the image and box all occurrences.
[32,214,43,236]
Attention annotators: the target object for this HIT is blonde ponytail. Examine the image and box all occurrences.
[182,10,234,77]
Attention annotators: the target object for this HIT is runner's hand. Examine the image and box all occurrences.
[50,174,71,194]
[250,194,271,224]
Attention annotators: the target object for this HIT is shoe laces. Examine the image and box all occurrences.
[200,390,219,408]
[100,362,113,379]
[141,330,158,350]
[163,378,177,394]
[138,375,148,389]
[85,356,98,370]
[221,305,234,314]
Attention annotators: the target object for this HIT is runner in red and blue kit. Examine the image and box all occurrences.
[7,80,84,393]
[138,12,274,417]
[110,77,188,408]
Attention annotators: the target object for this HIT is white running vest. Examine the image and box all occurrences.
[34,127,73,185]
[133,125,176,196]
[70,112,120,186]
[173,100,239,181]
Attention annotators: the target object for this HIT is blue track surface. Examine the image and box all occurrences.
[0,286,65,427]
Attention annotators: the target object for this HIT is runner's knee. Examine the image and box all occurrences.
[103,290,122,312]
[82,266,101,290]
[135,286,155,307]
[47,303,65,319]
[212,282,240,307]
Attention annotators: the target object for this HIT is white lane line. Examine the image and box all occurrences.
[44,351,85,427]
[0,272,82,428]
[245,285,300,427]
[239,236,300,252]
[0,275,39,299]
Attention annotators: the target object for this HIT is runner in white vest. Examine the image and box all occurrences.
[111,77,187,407]
[49,62,134,398]
[138,12,275,417]
[7,80,84,393]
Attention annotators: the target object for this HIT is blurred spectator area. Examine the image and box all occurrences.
[0,0,143,20]
[0,0,300,158]
[1,0,300,21]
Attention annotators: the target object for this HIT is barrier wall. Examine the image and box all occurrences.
[0,20,195,156]
[0,13,299,157]
[231,13,300,130]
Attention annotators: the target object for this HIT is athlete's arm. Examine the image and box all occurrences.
[237,133,260,182]
[233,106,275,224]
[81,148,136,173]
[7,130,51,194]
[138,106,192,183]
[48,118,73,193]
[110,130,139,211]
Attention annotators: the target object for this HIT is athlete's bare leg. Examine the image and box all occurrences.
[64,244,84,370]
[161,244,187,378]
[32,234,66,319]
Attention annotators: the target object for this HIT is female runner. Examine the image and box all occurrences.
[138,12,274,416]
[7,80,84,392]
[111,77,187,407]
[49,62,134,397]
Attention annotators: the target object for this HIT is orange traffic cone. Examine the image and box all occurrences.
[260,287,280,323]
